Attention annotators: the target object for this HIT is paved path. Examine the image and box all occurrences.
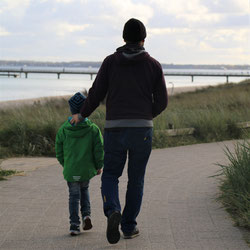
[0,141,249,250]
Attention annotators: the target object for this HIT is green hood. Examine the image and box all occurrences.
[63,118,93,138]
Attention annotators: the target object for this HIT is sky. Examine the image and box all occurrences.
[0,0,249,65]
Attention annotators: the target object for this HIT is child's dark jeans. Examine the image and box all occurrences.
[67,181,90,226]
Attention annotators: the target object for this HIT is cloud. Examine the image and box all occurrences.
[176,13,221,24]
[0,0,30,9]
[77,39,87,46]
[102,0,154,25]
[55,0,74,3]
[55,22,90,36]
[149,0,249,27]
[0,26,10,36]
[150,0,207,15]
[0,0,30,17]
[203,0,250,14]
[0,0,249,64]
[148,27,191,35]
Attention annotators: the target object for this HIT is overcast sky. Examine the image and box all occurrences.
[0,0,249,64]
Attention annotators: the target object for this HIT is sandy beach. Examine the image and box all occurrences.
[0,85,208,110]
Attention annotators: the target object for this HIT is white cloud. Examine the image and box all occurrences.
[213,28,249,43]
[55,22,90,36]
[103,0,154,25]
[176,13,221,24]
[148,27,191,35]
[0,0,30,17]
[55,0,73,3]
[199,41,213,51]
[150,0,248,27]
[0,26,10,36]
[150,0,207,15]
[177,39,197,49]
[0,0,249,64]
[233,0,250,13]
[204,0,250,14]
[77,39,87,46]
[0,0,30,9]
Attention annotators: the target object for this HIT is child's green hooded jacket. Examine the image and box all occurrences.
[55,119,104,182]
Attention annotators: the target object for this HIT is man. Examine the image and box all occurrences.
[70,18,168,244]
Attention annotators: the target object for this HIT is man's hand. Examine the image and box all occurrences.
[70,114,81,125]
[97,169,102,175]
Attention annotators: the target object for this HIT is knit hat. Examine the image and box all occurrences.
[68,92,86,114]
[123,18,146,43]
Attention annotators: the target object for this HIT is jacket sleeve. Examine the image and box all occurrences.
[55,128,64,167]
[152,64,168,118]
[80,57,110,118]
[92,126,104,170]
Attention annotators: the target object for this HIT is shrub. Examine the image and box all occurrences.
[217,141,250,229]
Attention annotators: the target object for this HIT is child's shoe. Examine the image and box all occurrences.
[70,224,80,236]
[83,216,93,230]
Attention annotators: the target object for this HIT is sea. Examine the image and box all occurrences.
[0,67,249,102]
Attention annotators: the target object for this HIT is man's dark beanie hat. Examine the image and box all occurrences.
[123,18,146,43]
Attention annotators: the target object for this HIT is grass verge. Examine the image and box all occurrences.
[215,141,250,241]
[0,79,250,158]
[0,169,17,180]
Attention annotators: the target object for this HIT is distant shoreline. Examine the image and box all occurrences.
[0,85,209,110]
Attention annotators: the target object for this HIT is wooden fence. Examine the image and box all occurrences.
[157,121,250,137]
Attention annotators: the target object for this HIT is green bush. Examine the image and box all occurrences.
[217,141,250,229]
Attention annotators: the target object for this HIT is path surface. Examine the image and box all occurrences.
[0,140,249,250]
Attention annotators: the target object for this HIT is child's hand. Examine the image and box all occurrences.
[97,169,102,175]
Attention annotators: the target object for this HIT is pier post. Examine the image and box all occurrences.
[226,76,229,83]
[90,74,93,80]
[57,73,60,79]
[25,72,28,78]
[191,75,194,82]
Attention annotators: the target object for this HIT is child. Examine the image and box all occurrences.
[55,92,104,236]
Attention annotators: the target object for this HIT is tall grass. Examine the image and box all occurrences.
[0,169,17,181]
[0,80,250,158]
[0,99,68,157]
[216,141,250,229]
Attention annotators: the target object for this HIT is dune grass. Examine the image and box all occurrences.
[0,169,17,180]
[216,141,250,230]
[0,79,250,158]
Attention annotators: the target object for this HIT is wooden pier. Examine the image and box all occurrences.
[0,67,249,83]
[0,73,19,78]
[0,67,99,80]
[162,70,250,83]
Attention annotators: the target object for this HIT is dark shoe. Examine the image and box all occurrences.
[83,216,93,230]
[106,211,121,244]
[123,227,140,239]
[70,224,80,236]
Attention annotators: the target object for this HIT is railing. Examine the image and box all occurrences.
[162,70,250,83]
[0,67,249,82]
[0,67,99,79]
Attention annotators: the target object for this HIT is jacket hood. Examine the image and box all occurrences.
[63,119,93,138]
[114,44,150,65]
